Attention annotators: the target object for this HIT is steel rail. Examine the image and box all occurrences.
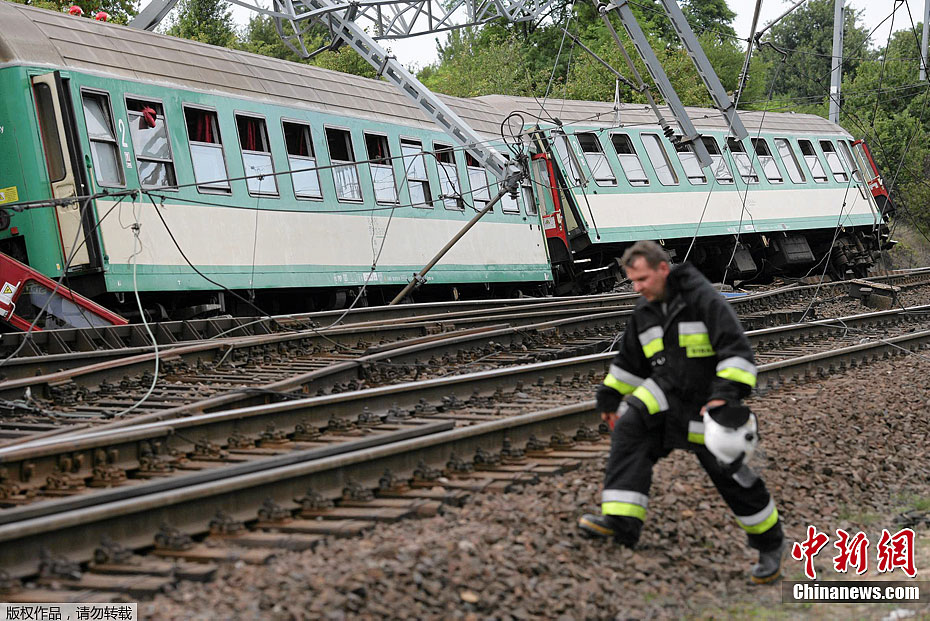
[1,324,929,579]
[2,305,929,507]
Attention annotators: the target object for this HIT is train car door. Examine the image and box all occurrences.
[531,153,571,264]
[30,72,101,272]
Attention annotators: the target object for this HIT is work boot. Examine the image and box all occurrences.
[751,540,785,584]
[577,514,637,547]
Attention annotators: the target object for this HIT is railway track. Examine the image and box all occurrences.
[3,272,926,438]
[1,301,930,596]
[1,267,924,366]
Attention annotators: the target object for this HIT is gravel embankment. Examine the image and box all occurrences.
[142,350,930,620]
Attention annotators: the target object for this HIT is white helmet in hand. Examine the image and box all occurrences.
[703,403,759,466]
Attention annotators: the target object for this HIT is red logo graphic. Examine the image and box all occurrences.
[791,525,830,580]
[833,528,870,575]
[877,528,917,578]
[791,525,918,580]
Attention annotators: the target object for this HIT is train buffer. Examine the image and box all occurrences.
[0,252,126,331]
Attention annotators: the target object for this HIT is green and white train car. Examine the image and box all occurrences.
[480,95,891,287]
[0,2,892,313]
[0,2,551,313]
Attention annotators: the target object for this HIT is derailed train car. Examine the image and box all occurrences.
[0,2,893,316]
[480,95,894,291]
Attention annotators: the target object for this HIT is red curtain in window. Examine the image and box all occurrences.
[191,112,213,143]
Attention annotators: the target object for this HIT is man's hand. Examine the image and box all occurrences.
[700,399,727,417]
[601,411,619,430]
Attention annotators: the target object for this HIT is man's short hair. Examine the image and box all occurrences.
[620,240,671,269]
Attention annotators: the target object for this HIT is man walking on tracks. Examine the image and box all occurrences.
[578,240,785,584]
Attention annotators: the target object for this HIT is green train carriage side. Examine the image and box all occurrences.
[0,3,554,314]
[475,95,891,290]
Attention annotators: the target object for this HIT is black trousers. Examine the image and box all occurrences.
[600,404,783,551]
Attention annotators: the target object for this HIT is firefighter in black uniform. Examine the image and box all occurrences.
[578,241,785,584]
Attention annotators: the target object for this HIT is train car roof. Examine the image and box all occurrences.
[0,2,849,141]
[475,95,850,137]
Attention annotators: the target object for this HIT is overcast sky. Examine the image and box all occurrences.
[230,0,926,69]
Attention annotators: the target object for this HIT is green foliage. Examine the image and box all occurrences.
[236,15,376,78]
[166,0,238,48]
[759,0,872,103]
[418,27,539,97]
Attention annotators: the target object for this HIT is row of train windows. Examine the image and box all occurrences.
[560,130,860,189]
[76,91,536,216]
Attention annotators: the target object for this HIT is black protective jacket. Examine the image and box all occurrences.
[597,263,757,448]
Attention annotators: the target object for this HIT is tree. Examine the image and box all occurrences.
[239,14,377,78]
[759,0,872,104]
[166,0,238,48]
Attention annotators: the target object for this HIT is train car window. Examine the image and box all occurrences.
[798,140,828,183]
[774,138,806,184]
[674,142,707,185]
[751,138,783,183]
[837,140,862,182]
[576,133,616,187]
[702,136,733,184]
[33,83,66,183]
[325,127,362,201]
[184,107,230,192]
[725,138,759,184]
[81,91,124,187]
[552,133,583,185]
[434,143,462,210]
[641,134,678,185]
[530,157,550,216]
[282,121,321,199]
[126,99,177,189]
[819,140,848,182]
[365,133,397,204]
[521,175,536,216]
[236,115,278,197]
[400,138,431,208]
[465,152,491,211]
[609,134,648,186]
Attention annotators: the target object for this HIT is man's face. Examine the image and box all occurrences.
[625,256,670,302]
